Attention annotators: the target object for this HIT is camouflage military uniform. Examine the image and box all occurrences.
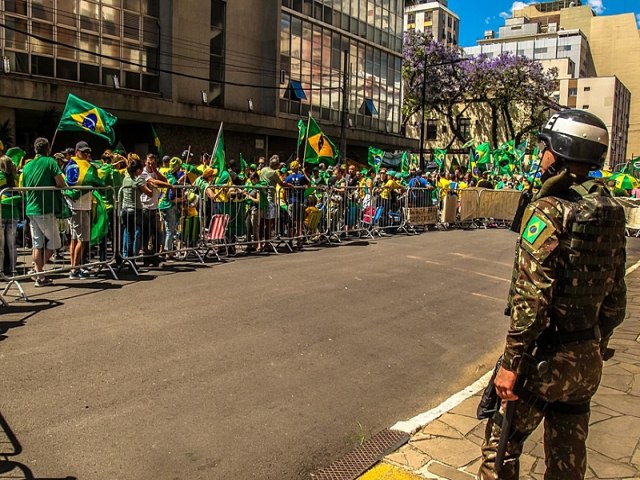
[479,174,627,480]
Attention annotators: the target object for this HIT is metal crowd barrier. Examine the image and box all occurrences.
[117,183,204,275]
[14,182,640,305]
[0,185,117,301]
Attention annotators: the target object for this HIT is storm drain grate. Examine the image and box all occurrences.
[310,428,410,480]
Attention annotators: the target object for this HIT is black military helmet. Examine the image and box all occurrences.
[537,109,609,168]
[181,149,193,161]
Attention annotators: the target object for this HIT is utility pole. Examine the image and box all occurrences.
[418,49,428,171]
[340,49,349,166]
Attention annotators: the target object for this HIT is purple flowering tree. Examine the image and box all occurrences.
[403,32,559,148]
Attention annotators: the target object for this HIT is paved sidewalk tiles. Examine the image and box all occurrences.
[359,274,640,479]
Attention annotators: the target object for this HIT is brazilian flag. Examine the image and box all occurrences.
[304,115,338,165]
[368,146,384,173]
[57,94,118,144]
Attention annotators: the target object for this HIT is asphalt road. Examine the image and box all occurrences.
[1,230,639,480]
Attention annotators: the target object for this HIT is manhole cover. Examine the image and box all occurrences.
[310,429,409,480]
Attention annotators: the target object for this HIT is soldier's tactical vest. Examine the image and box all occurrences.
[549,179,626,332]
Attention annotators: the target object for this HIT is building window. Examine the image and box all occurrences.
[534,47,548,54]
[407,13,415,24]
[568,88,577,96]
[582,105,589,109]
[584,86,591,92]
[426,119,437,140]
[560,45,572,51]
[457,118,471,141]
[209,0,226,106]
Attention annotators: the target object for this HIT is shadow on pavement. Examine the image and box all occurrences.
[0,413,76,480]
[0,300,62,341]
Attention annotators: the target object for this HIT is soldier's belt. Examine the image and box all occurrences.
[538,325,601,349]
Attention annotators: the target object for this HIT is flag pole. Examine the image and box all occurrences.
[303,111,312,168]
[210,122,223,161]
[48,129,60,156]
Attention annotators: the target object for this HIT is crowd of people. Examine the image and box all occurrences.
[0,136,637,288]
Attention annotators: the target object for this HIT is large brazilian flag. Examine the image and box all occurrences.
[304,115,339,165]
[57,94,118,144]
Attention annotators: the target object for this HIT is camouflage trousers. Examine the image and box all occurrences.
[478,340,603,480]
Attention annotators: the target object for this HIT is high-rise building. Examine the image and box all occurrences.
[463,0,637,167]
[512,1,640,161]
[0,0,414,164]
[404,0,459,47]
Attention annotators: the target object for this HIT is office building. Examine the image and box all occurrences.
[404,0,459,47]
[463,0,638,164]
[0,0,414,164]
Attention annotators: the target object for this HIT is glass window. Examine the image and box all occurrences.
[79,32,99,63]
[123,11,140,40]
[5,0,28,15]
[57,27,77,59]
[124,71,140,89]
[124,0,140,12]
[457,118,471,140]
[57,0,78,27]
[32,22,54,55]
[102,37,122,67]
[142,0,159,16]
[426,119,437,140]
[80,0,99,31]
[80,63,99,83]
[143,16,158,43]
[103,6,121,37]
[211,0,225,29]
[281,14,291,57]
[33,0,54,21]
[54,60,76,82]
[32,55,54,76]
[4,16,28,51]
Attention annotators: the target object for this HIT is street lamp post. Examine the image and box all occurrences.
[418,49,427,170]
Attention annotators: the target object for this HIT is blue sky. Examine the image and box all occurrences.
[450,0,640,47]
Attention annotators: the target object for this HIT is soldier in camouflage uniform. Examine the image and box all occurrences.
[478,110,627,480]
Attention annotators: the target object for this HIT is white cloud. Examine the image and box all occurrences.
[587,0,605,15]
[485,17,492,25]
[501,1,536,19]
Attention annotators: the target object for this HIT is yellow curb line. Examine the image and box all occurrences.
[358,462,424,479]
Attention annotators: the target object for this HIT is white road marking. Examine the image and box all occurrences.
[626,258,640,276]
[391,257,640,436]
[472,292,505,303]
[391,370,493,434]
[449,252,512,268]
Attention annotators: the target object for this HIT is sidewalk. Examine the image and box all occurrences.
[359,271,640,480]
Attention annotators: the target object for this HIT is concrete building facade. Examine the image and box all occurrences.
[513,1,640,161]
[404,0,459,47]
[0,0,414,164]
[558,76,631,168]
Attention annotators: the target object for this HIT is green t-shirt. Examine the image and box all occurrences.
[0,171,22,220]
[158,172,178,210]
[21,155,63,216]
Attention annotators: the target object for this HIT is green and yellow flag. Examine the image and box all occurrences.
[475,142,491,165]
[296,119,306,155]
[368,146,384,173]
[5,147,26,169]
[151,124,163,158]
[304,115,338,165]
[434,148,447,171]
[57,94,118,143]
[211,123,229,185]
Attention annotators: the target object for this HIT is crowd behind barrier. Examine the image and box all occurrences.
[2,144,640,305]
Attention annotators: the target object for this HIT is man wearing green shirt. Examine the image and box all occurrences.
[21,137,66,287]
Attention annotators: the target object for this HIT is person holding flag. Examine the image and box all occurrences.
[65,141,105,279]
